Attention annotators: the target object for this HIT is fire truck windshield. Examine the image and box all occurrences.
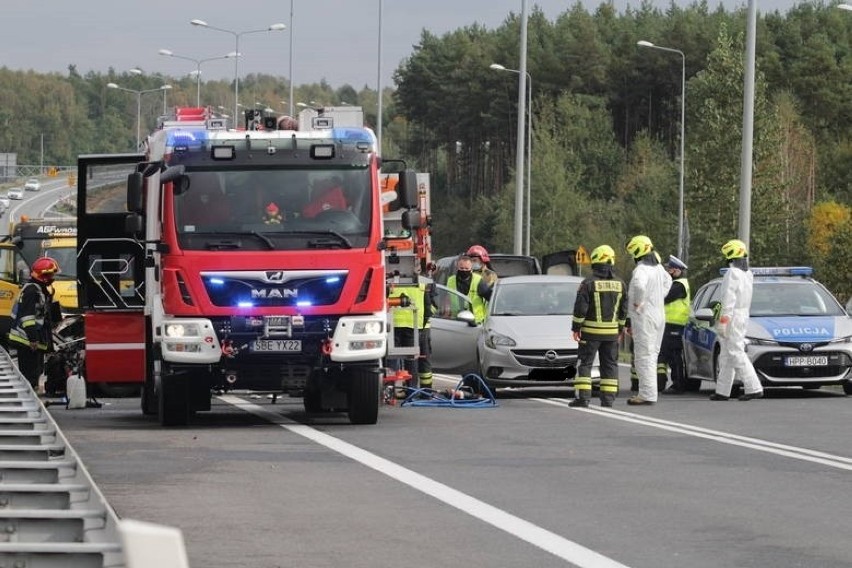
[174,168,373,250]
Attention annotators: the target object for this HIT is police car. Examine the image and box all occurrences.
[683,267,852,395]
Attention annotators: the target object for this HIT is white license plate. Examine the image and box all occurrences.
[784,355,828,367]
[251,339,302,352]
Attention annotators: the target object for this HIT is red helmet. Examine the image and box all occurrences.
[31,257,60,283]
[466,245,490,263]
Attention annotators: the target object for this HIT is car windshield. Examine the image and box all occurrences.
[491,281,579,316]
[751,281,845,317]
[174,168,372,250]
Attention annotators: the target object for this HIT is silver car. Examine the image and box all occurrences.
[684,267,852,394]
[6,187,23,200]
[430,275,592,391]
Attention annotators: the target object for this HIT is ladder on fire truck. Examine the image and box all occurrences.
[0,347,124,567]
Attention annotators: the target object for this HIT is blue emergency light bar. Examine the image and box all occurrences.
[719,266,814,277]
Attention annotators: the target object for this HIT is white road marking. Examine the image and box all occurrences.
[536,397,852,471]
[219,395,631,568]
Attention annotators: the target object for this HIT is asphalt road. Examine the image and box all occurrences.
[46,368,852,568]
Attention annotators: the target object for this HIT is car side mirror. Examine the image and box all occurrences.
[694,307,715,322]
[457,309,477,326]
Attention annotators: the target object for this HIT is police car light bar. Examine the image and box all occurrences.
[751,266,813,277]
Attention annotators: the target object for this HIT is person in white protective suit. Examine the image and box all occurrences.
[709,239,764,401]
[625,235,671,405]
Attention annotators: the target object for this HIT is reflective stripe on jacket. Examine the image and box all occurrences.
[8,282,50,351]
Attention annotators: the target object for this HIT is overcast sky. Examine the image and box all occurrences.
[3,0,806,90]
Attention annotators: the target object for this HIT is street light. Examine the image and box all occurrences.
[491,63,533,256]
[638,40,686,259]
[108,82,173,149]
[159,48,239,106]
[127,68,172,114]
[190,19,286,122]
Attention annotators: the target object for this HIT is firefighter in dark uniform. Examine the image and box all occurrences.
[658,255,691,393]
[8,257,60,389]
[570,245,627,407]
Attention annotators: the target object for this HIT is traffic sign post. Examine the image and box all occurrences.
[575,245,590,265]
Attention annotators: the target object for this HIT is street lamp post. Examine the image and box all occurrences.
[107,82,173,149]
[289,0,295,117]
[638,40,686,260]
[491,63,533,256]
[190,19,286,121]
[159,49,239,106]
[128,68,172,115]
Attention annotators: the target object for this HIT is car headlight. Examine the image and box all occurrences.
[352,320,383,335]
[745,337,778,346]
[485,331,516,348]
[828,335,852,345]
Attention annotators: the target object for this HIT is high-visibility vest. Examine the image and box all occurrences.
[447,273,487,323]
[664,277,691,325]
[389,284,429,329]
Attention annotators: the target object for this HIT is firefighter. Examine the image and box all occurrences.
[8,257,60,390]
[625,235,671,405]
[569,245,627,407]
[658,255,691,394]
[388,281,436,393]
[446,255,492,324]
[466,245,498,286]
[710,239,764,401]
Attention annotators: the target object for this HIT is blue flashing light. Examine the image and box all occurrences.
[752,266,814,277]
[296,300,313,307]
[331,128,376,145]
[237,301,254,308]
[166,128,208,150]
[209,277,225,285]
[325,276,341,284]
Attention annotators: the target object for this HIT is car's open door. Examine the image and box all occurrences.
[76,154,148,384]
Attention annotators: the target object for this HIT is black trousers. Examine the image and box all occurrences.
[17,345,45,389]
[659,324,686,391]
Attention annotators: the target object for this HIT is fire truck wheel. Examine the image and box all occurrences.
[346,365,380,425]
[303,387,323,414]
[141,376,157,416]
[158,374,190,427]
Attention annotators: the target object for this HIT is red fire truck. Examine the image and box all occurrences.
[76,106,418,425]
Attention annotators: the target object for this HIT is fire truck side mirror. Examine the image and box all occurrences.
[127,172,144,213]
[401,209,421,231]
[397,170,418,209]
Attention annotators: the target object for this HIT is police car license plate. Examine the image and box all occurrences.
[251,339,301,352]
[784,355,828,367]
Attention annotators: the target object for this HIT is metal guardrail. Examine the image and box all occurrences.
[0,348,125,568]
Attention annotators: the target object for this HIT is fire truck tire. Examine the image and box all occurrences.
[141,376,157,416]
[346,366,380,425]
[158,374,189,427]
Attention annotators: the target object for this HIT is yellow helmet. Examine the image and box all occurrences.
[590,245,616,265]
[626,235,654,259]
[721,239,748,260]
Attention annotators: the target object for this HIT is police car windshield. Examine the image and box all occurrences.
[751,281,845,317]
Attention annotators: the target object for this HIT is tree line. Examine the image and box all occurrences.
[0,1,850,299]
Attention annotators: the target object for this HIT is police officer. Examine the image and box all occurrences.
[658,255,691,394]
[8,258,60,389]
[570,245,627,408]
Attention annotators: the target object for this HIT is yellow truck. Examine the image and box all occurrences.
[0,242,30,346]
